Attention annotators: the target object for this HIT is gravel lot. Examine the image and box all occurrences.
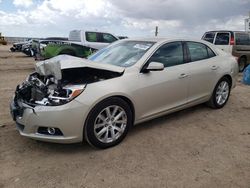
[1,44,250,188]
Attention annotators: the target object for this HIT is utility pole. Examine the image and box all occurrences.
[155,26,158,37]
[245,11,250,32]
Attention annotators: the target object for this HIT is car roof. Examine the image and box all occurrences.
[122,37,208,43]
[205,30,249,33]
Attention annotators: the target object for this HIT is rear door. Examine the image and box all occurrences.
[214,32,232,53]
[184,41,219,103]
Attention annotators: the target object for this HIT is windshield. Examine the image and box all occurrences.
[88,41,155,67]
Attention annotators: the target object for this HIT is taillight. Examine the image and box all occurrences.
[230,37,235,45]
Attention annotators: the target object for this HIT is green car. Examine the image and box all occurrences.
[36,30,119,60]
[38,41,95,60]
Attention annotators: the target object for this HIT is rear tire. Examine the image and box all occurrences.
[239,57,247,72]
[84,97,132,149]
[207,77,231,109]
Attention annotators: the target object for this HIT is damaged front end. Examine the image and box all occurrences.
[11,55,124,112]
[14,72,85,107]
[14,55,123,107]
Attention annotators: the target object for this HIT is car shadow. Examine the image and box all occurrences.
[28,104,210,153]
[129,103,211,136]
[30,140,95,154]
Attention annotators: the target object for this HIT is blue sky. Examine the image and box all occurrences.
[0,0,249,38]
[0,0,16,12]
[0,0,42,12]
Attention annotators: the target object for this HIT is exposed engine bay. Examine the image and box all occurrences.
[15,67,123,106]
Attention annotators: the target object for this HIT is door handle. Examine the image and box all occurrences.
[179,73,188,79]
[211,65,218,70]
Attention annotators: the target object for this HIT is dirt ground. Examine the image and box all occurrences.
[0,44,250,188]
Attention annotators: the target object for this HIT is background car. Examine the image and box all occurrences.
[10,39,32,52]
[10,38,238,149]
[202,30,250,72]
[36,30,119,60]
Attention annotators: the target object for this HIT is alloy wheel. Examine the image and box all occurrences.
[215,81,229,105]
[94,105,127,144]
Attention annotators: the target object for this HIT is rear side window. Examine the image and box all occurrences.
[215,33,230,45]
[86,32,98,42]
[86,32,118,43]
[207,47,216,58]
[187,42,215,62]
[235,33,250,45]
[100,33,117,43]
[203,32,215,43]
[148,42,183,67]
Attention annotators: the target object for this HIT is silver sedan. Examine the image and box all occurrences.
[10,38,238,148]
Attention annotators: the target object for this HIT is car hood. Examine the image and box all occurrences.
[35,55,125,80]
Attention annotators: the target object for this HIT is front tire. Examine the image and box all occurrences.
[84,97,132,149]
[207,77,231,109]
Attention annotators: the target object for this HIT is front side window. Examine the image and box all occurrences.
[148,42,184,67]
[203,32,215,44]
[215,32,230,45]
[88,41,155,67]
[187,42,214,62]
[86,32,98,42]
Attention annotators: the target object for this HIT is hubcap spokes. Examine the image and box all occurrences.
[216,81,229,105]
[94,105,127,143]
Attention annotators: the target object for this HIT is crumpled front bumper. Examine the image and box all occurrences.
[10,99,90,144]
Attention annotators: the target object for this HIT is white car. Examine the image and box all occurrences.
[69,30,119,50]
[10,38,238,149]
[202,30,250,72]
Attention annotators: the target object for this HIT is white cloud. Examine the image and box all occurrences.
[0,10,28,25]
[0,0,122,37]
[122,18,181,30]
[195,15,246,33]
[0,0,248,38]
[13,0,33,8]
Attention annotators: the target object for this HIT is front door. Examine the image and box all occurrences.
[135,42,189,120]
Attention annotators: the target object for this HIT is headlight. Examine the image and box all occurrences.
[47,85,85,105]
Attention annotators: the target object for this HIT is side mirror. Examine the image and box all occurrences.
[144,62,164,72]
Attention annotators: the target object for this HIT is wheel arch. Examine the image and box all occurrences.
[112,95,135,124]
[210,74,233,98]
[82,95,135,142]
[207,74,233,109]
[221,74,232,87]
[240,55,247,60]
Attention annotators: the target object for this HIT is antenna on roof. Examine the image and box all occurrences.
[155,26,158,37]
